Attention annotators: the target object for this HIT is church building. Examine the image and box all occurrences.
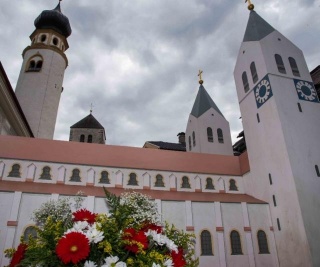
[0,2,319,267]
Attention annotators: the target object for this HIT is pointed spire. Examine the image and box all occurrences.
[53,2,62,13]
[191,85,224,118]
[243,11,275,42]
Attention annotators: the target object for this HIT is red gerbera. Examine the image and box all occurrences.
[56,232,90,264]
[123,228,149,254]
[9,243,27,267]
[171,247,186,267]
[73,209,96,224]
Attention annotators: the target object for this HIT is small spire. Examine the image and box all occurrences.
[245,0,255,11]
[198,70,204,85]
[90,103,94,114]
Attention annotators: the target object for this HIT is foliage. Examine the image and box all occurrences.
[5,189,198,267]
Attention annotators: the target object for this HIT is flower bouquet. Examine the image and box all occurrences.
[5,189,198,267]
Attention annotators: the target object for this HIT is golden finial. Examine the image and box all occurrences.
[198,70,204,85]
[245,0,254,10]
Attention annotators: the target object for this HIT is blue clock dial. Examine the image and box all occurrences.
[254,75,273,108]
[294,80,318,103]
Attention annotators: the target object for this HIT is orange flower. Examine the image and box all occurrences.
[56,232,90,264]
[73,209,96,224]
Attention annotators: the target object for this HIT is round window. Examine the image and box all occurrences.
[53,37,59,46]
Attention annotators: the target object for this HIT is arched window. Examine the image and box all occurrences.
[27,56,43,72]
[230,230,243,255]
[289,57,300,77]
[155,174,165,187]
[23,226,37,243]
[181,176,191,188]
[99,171,110,184]
[128,173,138,185]
[39,166,52,180]
[250,62,258,83]
[188,136,192,151]
[205,178,215,190]
[275,54,286,74]
[70,168,81,182]
[88,135,93,143]
[242,71,250,93]
[8,164,21,178]
[80,135,85,142]
[257,230,269,254]
[217,128,224,143]
[207,127,213,142]
[315,165,320,177]
[201,230,213,255]
[229,179,238,191]
[192,131,196,147]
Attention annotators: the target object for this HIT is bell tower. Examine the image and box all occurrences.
[15,2,71,139]
[234,3,320,266]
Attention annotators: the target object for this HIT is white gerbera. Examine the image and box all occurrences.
[84,260,97,267]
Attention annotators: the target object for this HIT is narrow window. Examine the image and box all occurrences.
[250,62,258,83]
[188,136,192,151]
[205,178,215,190]
[23,226,37,243]
[230,230,243,255]
[40,34,46,42]
[28,60,36,71]
[275,54,286,74]
[201,230,213,255]
[297,103,302,112]
[99,171,110,184]
[80,134,85,142]
[39,166,52,180]
[257,230,270,254]
[315,165,320,177]
[269,173,272,185]
[192,131,196,147]
[229,179,238,191]
[217,128,224,143]
[257,113,260,123]
[70,168,81,182]
[35,61,42,71]
[242,72,250,93]
[155,174,165,187]
[207,127,213,142]
[289,57,300,77]
[273,195,277,207]
[53,37,59,46]
[88,135,93,143]
[181,176,191,188]
[277,218,281,231]
[128,173,138,185]
[8,164,21,178]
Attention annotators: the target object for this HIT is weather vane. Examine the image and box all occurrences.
[198,70,204,85]
[245,0,254,10]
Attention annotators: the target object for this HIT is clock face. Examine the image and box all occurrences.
[294,80,319,103]
[254,75,273,108]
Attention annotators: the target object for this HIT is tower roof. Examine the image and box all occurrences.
[70,114,104,129]
[34,2,72,37]
[243,11,275,42]
[191,85,224,118]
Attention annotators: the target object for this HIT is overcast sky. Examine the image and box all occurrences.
[1,0,319,147]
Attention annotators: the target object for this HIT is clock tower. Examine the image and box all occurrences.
[15,2,71,139]
[234,8,320,267]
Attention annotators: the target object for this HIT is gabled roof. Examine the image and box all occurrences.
[191,84,224,118]
[145,141,186,152]
[243,11,275,42]
[70,113,104,129]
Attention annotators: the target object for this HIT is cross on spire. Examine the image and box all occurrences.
[90,103,94,114]
[198,70,204,85]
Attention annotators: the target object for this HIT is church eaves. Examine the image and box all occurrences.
[191,85,224,118]
[243,11,275,42]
